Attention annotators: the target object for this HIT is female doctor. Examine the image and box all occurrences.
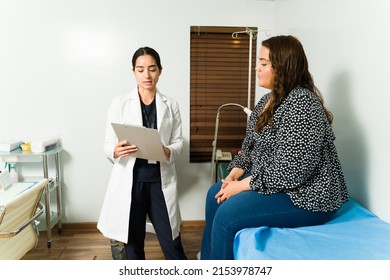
[98,47,187,260]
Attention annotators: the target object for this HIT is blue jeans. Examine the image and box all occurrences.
[200,174,335,260]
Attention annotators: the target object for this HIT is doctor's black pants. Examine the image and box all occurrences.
[124,179,187,260]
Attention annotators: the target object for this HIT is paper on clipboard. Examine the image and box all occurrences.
[111,123,167,163]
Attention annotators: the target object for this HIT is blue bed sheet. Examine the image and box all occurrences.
[234,199,390,260]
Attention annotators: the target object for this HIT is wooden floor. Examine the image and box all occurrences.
[22,222,204,260]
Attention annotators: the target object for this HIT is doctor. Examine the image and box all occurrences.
[98,47,187,260]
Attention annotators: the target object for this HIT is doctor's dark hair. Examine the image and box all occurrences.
[256,35,333,131]
[131,47,162,71]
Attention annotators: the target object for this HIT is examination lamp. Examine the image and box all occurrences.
[210,103,252,184]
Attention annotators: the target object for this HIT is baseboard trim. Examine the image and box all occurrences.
[58,220,205,231]
[181,220,205,229]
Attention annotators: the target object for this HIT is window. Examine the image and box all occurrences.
[190,26,257,162]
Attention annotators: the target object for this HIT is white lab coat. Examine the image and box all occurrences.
[97,87,184,243]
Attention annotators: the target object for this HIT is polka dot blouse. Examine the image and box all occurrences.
[228,87,349,212]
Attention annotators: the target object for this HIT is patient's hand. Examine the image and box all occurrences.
[215,177,251,204]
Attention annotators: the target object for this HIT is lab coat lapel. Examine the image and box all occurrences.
[156,90,167,132]
[123,88,143,126]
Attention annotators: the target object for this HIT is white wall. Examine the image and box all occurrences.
[3,0,389,225]
[0,0,274,222]
[274,0,390,222]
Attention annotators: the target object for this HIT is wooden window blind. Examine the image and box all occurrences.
[190,26,257,162]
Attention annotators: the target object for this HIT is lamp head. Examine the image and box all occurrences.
[243,107,252,116]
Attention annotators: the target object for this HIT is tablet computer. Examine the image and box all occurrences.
[111,123,167,163]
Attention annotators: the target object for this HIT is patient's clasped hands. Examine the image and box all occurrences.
[215,176,251,204]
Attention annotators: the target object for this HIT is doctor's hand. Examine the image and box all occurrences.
[162,144,171,159]
[113,140,138,159]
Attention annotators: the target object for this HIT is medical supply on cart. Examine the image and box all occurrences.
[31,138,58,153]
[0,169,12,191]
[9,164,19,183]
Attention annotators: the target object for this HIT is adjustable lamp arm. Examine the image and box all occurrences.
[210,103,252,184]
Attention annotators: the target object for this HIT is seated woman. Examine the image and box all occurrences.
[200,35,349,260]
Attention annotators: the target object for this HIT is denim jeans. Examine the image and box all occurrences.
[200,174,335,260]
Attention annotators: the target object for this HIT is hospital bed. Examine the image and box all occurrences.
[216,162,390,259]
[0,179,47,259]
[234,198,390,260]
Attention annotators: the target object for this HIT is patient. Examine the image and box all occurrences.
[200,35,349,260]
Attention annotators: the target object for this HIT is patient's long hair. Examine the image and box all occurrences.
[256,35,333,131]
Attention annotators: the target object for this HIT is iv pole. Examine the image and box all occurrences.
[232,27,258,111]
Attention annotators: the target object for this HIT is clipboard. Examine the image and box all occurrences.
[111,123,167,163]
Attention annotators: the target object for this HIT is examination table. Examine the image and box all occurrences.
[234,198,390,260]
